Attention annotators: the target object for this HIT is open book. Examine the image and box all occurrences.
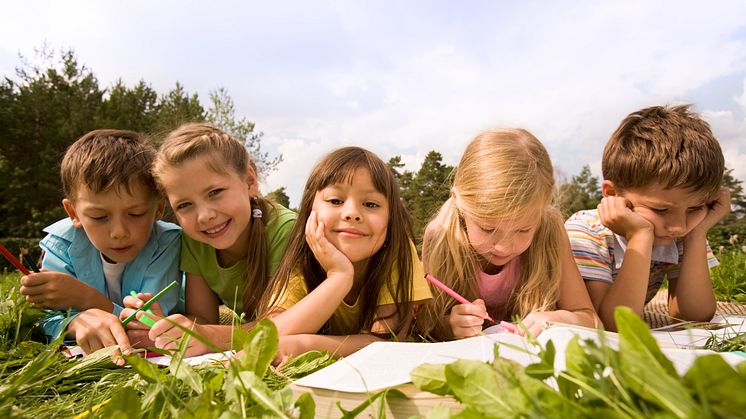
[291,317,746,416]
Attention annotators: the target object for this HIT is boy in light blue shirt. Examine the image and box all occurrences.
[19,130,181,360]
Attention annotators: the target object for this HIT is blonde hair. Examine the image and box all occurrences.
[603,104,724,195]
[154,122,272,319]
[61,129,158,200]
[265,147,415,335]
[417,129,564,340]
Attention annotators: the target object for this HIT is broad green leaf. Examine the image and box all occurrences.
[411,363,452,396]
[615,307,701,418]
[232,319,278,377]
[683,354,746,417]
[169,358,202,394]
[293,392,315,419]
[444,359,509,417]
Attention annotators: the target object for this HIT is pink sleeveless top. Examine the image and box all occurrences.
[477,257,521,321]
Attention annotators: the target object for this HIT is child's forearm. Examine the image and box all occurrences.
[595,234,654,331]
[669,232,716,321]
[285,333,384,359]
[272,272,353,336]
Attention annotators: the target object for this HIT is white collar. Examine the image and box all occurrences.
[612,234,679,269]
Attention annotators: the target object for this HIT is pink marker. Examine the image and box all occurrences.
[424,273,494,323]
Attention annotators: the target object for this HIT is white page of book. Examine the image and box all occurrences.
[293,323,746,393]
[293,335,541,393]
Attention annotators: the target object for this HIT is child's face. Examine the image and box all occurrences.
[63,183,162,263]
[462,211,539,269]
[159,157,254,260]
[312,167,389,264]
[609,182,709,246]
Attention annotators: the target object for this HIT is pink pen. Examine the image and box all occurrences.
[424,273,495,323]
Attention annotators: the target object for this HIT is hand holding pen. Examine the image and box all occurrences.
[425,273,516,337]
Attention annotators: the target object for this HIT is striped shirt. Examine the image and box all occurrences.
[564,209,719,304]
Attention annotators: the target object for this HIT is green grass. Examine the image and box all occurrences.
[711,250,746,303]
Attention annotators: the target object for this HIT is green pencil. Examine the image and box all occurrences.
[121,280,178,327]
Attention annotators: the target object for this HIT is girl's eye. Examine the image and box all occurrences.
[175,202,191,211]
[328,198,343,205]
[129,212,146,217]
[208,188,224,198]
[688,205,705,212]
[517,228,532,234]
[90,215,107,221]
[652,208,668,214]
[363,201,379,208]
[480,226,495,233]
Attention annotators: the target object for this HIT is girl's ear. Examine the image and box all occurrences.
[62,198,83,228]
[245,163,260,196]
[601,180,618,198]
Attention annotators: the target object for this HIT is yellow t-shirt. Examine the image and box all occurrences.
[275,241,432,335]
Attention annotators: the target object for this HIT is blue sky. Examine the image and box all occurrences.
[2,1,745,206]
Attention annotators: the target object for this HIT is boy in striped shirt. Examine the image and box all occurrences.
[565,105,730,330]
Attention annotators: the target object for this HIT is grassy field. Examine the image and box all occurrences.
[1,253,745,418]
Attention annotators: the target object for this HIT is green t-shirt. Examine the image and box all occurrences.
[181,204,296,315]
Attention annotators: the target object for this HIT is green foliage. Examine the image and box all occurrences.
[557,165,602,219]
[722,168,745,221]
[413,306,746,418]
[390,152,453,242]
[266,187,291,209]
[0,48,280,243]
[710,250,746,303]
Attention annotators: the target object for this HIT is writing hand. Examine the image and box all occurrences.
[449,298,489,338]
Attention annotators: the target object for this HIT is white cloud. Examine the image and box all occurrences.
[3,1,746,206]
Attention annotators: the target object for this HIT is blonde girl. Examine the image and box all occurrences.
[265,146,431,361]
[417,129,597,340]
[122,123,296,355]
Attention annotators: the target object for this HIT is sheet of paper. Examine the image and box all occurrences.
[293,335,540,393]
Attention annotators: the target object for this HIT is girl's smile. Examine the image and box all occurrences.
[312,167,389,264]
[158,157,255,263]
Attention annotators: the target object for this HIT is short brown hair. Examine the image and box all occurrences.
[61,129,158,200]
[602,104,724,196]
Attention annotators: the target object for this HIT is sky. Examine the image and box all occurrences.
[2,1,745,207]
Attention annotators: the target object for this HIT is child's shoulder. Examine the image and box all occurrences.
[152,220,182,245]
[41,218,77,245]
[565,209,613,240]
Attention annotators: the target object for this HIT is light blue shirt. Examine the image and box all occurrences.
[38,218,182,341]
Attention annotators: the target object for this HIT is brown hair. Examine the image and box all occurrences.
[154,123,272,318]
[61,129,158,200]
[265,146,415,336]
[417,129,564,340]
[602,104,724,195]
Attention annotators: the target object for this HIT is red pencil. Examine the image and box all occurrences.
[0,242,31,275]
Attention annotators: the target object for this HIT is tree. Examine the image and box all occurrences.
[152,82,205,138]
[557,165,602,219]
[396,151,454,241]
[96,79,159,132]
[206,88,281,176]
[265,187,291,208]
[0,49,103,237]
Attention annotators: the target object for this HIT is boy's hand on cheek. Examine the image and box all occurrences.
[305,210,354,279]
[692,187,731,235]
[20,271,107,311]
[598,196,654,240]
